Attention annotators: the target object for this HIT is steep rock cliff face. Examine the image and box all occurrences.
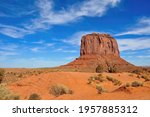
[61,33,136,72]
[80,33,120,57]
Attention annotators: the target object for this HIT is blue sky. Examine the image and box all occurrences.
[0,0,150,68]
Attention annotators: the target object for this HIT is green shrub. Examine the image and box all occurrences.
[50,84,73,97]
[0,69,5,83]
[0,85,20,100]
[96,85,106,94]
[96,65,103,73]
[28,93,41,100]
[131,81,143,87]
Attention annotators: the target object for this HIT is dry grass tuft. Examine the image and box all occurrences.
[49,84,73,97]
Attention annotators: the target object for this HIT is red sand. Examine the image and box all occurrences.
[7,72,150,100]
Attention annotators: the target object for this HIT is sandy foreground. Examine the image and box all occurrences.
[6,71,150,100]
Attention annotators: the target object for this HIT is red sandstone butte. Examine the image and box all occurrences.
[61,33,136,72]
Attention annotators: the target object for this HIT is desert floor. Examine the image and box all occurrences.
[3,70,150,100]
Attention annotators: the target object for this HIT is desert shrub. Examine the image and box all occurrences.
[108,66,117,73]
[113,79,122,86]
[125,83,130,87]
[141,75,150,82]
[0,69,5,83]
[96,85,106,94]
[87,76,96,84]
[106,76,113,81]
[132,69,142,75]
[106,76,122,86]
[18,74,23,78]
[95,74,105,82]
[28,93,41,100]
[50,84,73,97]
[88,74,105,84]
[96,65,103,73]
[129,74,134,77]
[131,81,143,87]
[0,85,20,100]
[87,78,92,84]
[136,75,141,79]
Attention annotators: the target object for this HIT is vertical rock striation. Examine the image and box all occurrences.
[80,33,120,57]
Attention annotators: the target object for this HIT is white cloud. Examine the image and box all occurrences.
[0,50,17,56]
[0,43,18,56]
[32,40,45,44]
[0,0,120,38]
[46,43,54,47]
[136,55,150,58]
[30,47,41,52]
[63,31,95,46]
[116,17,150,36]
[117,37,150,51]
[0,24,33,38]
[54,48,77,53]
[0,44,18,51]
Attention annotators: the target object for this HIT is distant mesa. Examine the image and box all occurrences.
[61,33,136,72]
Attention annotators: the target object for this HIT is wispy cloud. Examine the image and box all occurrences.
[0,1,36,18]
[0,43,18,51]
[0,24,33,38]
[117,37,150,51]
[32,40,45,44]
[0,50,17,56]
[54,48,77,53]
[30,47,42,52]
[136,55,150,58]
[116,17,150,36]
[63,31,96,46]
[46,43,54,47]
[0,43,18,56]
[0,0,120,38]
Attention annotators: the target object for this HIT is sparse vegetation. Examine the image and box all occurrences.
[96,84,106,94]
[28,93,41,100]
[0,85,20,100]
[108,66,117,73]
[129,74,134,77]
[0,69,5,84]
[136,75,141,79]
[50,84,73,97]
[95,74,105,82]
[87,74,105,84]
[96,65,103,73]
[131,81,143,87]
[141,75,150,82]
[132,69,142,75]
[106,76,113,81]
[106,76,122,86]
